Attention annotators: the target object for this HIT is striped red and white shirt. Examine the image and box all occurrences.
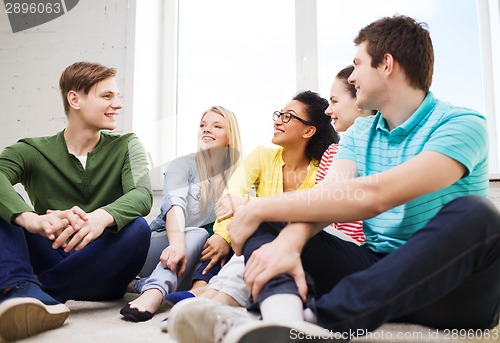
[316,144,365,244]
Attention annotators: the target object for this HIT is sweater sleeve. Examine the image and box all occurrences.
[0,143,36,223]
[102,135,153,231]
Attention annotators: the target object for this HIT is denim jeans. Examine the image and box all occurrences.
[137,226,209,294]
[192,250,234,284]
[0,217,151,303]
[243,196,500,333]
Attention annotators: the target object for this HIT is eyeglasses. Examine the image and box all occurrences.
[272,111,313,125]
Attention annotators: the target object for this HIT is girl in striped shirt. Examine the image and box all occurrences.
[316,65,376,244]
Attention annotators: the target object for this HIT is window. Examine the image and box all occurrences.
[133,0,500,183]
[318,0,481,111]
[176,0,296,157]
[316,0,497,172]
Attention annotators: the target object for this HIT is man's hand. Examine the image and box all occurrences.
[14,206,88,240]
[200,234,230,275]
[160,243,187,277]
[244,230,308,302]
[228,200,264,255]
[215,194,249,222]
[51,208,114,252]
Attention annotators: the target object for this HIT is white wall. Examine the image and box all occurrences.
[0,0,133,151]
[1,0,499,181]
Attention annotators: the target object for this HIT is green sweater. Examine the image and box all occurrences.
[0,130,153,231]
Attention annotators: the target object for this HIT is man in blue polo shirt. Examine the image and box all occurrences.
[165,15,500,343]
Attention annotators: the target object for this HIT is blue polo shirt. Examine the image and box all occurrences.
[335,92,489,253]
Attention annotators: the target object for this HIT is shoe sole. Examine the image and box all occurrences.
[0,297,70,342]
[223,320,346,343]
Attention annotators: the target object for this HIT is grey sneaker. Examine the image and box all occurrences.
[222,320,346,343]
[167,297,259,343]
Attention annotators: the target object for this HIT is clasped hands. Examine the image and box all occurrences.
[16,206,111,252]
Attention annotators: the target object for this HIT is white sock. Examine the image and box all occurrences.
[303,308,317,324]
[260,294,303,321]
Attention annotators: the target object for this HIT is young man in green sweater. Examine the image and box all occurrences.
[0,61,153,341]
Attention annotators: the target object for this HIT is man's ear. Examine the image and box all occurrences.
[382,53,394,78]
[303,126,316,139]
[67,90,80,110]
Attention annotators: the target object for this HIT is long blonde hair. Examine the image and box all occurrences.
[196,106,242,211]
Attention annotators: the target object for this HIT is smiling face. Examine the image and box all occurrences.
[325,77,363,132]
[75,77,123,131]
[349,42,384,111]
[198,110,230,150]
[271,100,311,146]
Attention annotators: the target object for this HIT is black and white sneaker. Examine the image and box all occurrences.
[222,319,347,343]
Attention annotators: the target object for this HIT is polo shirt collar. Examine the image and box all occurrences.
[376,92,436,137]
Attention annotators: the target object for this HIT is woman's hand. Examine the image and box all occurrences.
[215,194,249,222]
[160,243,187,277]
[200,234,230,275]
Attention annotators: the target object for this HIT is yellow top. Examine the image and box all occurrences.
[214,145,318,244]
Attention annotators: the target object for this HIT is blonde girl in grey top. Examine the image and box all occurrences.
[120,106,242,322]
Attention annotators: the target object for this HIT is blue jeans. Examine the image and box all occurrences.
[243,196,500,333]
[0,217,151,303]
[137,226,209,294]
[192,249,235,284]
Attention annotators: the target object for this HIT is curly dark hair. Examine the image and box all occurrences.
[293,90,339,163]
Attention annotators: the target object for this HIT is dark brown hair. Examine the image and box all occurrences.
[354,15,434,92]
[336,65,357,98]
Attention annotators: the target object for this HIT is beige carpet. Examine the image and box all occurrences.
[9,188,500,342]
[17,293,172,343]
[10,293,498,343]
